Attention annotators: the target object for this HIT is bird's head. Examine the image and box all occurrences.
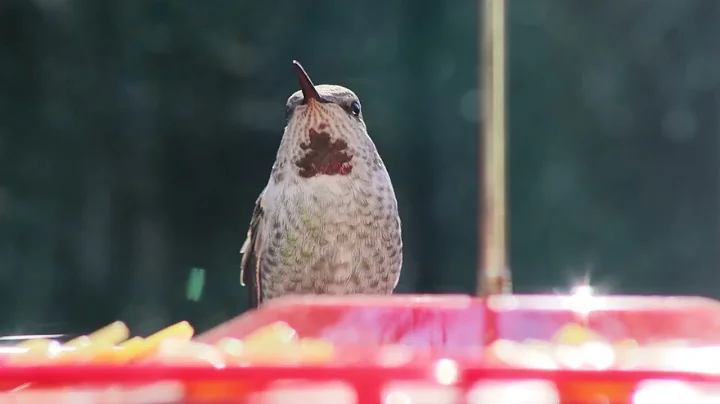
[280,61,378,179]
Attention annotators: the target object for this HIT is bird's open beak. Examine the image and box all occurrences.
[292,60,322,104]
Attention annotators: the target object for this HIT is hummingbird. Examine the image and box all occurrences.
[239,60,403,309]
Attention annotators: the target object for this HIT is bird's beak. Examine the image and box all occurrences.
[292,60,322,104]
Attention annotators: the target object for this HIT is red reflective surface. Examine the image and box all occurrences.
[1,294,720,403]
[197,294,491,351]
[197,294,720,347]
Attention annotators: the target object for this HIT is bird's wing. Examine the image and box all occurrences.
[240,192,265,309]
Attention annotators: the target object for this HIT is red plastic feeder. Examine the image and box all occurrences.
[0,294,720,403]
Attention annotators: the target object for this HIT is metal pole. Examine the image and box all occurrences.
[478,0,511,296]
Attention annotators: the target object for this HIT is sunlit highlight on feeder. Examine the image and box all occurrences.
[434,358,459,385]
[632,381,720,404]
[467,380,560,404]
[565,281,606,316]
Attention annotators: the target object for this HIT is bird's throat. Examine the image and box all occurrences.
[295,126,354,178]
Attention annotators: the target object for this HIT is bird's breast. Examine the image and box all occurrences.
[270,174,397,242]
[260,172,402,297]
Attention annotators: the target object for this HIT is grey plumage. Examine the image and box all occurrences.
[240,61,402,309]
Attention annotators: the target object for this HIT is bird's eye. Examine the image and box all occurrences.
[350,101,361,116]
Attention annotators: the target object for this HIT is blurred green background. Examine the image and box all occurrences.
[0,0,719,336]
